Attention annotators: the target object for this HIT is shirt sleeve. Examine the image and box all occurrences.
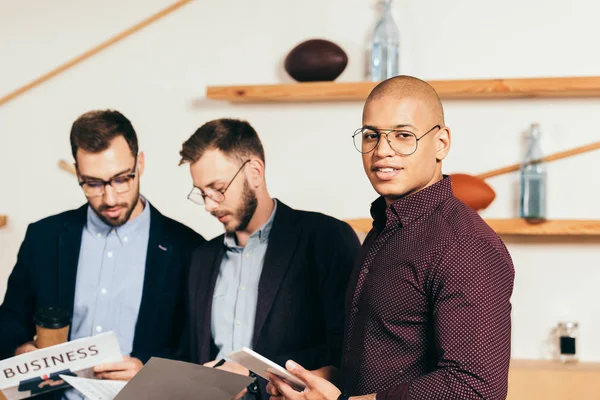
[378,235,515,400]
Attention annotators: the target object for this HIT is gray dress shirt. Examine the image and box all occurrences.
[211,200,278,360]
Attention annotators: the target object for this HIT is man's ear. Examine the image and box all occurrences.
[137,151,145,177]
[436,126,451,161]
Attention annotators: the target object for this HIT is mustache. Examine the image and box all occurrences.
[99,203,128,212]
[211,210,230,218]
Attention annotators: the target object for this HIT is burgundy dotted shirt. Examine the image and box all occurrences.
[341,176,515,400]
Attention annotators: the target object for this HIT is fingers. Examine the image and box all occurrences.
[233,388,248,400]
[268,373,301,400]
[286,360,314,385]
[94,357,139,374]
[266,381,281,396]
[15,342,38,356]
[204,359,218,367]
[94,370,133,381]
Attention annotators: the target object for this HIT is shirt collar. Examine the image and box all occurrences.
[370,175,454,230]
[223,198,278,249]
[86,195,151,242]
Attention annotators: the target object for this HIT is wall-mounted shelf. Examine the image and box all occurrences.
[345,218,600,236]
[508,359,600,400]
[0,215,7,228]
[486,219,600,236]
[206,76,600,103]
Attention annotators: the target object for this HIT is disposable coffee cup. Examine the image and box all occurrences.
[33,307,71,349]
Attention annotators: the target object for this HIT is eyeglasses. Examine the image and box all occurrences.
[78,156,138,197]
[352,125,441,156]
[187,160,250,206]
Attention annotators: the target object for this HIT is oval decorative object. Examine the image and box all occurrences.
[451,173,496,211]
[284,39,348,82]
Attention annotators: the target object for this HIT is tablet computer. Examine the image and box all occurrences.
[226,347,306,392]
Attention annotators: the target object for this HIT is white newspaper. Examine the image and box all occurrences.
[0,332,122,400]
[59,375,126,400]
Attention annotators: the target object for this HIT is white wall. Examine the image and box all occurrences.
[1,0,599,361]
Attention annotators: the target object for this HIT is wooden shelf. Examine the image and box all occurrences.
[508,359,600,400]
[206,76,600,103]
[345,218,600,236]
[486,219,600,235]
[0,215,7,228]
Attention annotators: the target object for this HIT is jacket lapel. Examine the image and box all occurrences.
[133,206,172,350]
[57,206,86,318]
[253,202,300,345]
[195,241,224,362]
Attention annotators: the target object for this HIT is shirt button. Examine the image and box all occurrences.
[363,268,370,274]
[352,306,359,313]
[96,233,102,238]
[96,326,103,333]
[123,237,129,243]
[107,251,113,258]
[101,288,107,295]
[235,320,241,326]
[244,253,250,258]
[240,286,247,291]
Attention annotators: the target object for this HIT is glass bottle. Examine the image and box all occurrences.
[520,123,547,221]
[369,0,400,82]
[556,321,579,363]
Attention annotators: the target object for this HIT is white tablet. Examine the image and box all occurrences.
[226,347,306,392]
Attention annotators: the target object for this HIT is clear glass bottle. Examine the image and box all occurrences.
[520,123,547,221]
[369,0,400,82]
[557,321,579,363]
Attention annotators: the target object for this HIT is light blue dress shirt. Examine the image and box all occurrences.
[63,198,150,400]
[211,200,278,360]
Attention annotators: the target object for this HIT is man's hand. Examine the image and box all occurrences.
[204,360,250,400]
[267,360,341,400]
[93,356,143,381]
[203,359,250,376]
[14,341,38,356]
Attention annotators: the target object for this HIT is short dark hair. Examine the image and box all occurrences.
[179,118,265,166]
[70,109,139,160]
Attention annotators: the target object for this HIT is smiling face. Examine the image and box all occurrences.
[361,94,450,205]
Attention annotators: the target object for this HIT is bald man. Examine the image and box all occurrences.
[267,76,515,400]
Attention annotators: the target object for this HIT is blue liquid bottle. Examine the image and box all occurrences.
[520,123,547,221]
[369,0,399,82]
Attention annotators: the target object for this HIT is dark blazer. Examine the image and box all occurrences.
[180,200,360,398]
[0,202,205,365]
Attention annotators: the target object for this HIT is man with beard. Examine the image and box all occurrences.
[0,110,205,399]
[177,118,361,399]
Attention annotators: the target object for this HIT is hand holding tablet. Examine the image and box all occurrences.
[226,347,306,392]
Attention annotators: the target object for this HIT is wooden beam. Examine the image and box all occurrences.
[206,76,600,103]
[0,0,193,107]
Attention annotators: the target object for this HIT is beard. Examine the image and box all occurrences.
[225,181,258,234]
[92,185,140,228]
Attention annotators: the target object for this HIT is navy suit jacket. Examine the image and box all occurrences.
[179,201,360,398]
[0,202,205,365]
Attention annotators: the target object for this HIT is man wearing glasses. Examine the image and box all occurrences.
[177,118,361,399]
[267,76,515,400]
[0,110,205,399]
